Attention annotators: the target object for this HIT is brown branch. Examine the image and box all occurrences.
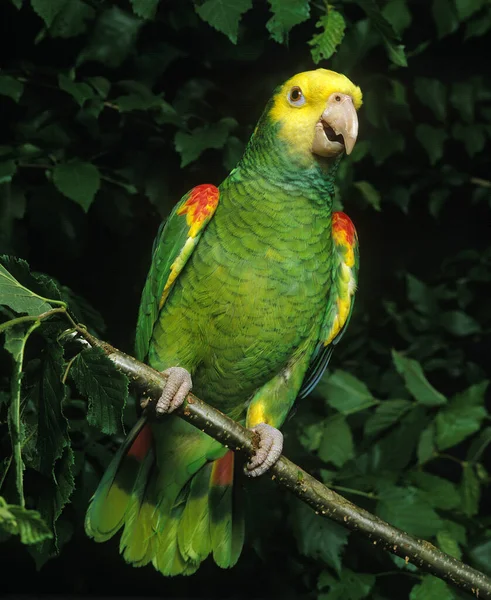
[75,331,491,599]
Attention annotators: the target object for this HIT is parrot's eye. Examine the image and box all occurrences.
[288,86,305,107]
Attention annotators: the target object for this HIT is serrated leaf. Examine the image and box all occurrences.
[364,399,412,437]
[195,0,253,44]
[291,500,349,573]
[450,82,475,123]
[410,575,454,600]
[467,426,491,462]
[406,274,438,315]
[0,497,53,545]
[71,347,128,435]
[309,8,346,63]
[318,414,354,467]
[411,472,460,510]
[318,370,376,415]
[58,74,94,107]
[353,180,381,211]
[416,124,447,165]
[298,421,324,452]
[130,0,159,20]
[415,78,446,121]
[53,161,100,211]
[0,75,24,103]
[175,119,233,167]
[31,0,68,27]
[392,350,447,406]
[318,568,375,600]
[78,7,142,67]
[461,463,480,517]
[266,0,310,44]
[377,486,443,537]
[465,13,491,39]
[436,382,487,450]
[0,258,55,316]
[35,341,70,477]
[432,0,459,38]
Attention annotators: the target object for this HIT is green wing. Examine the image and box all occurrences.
[299,211,359,398]
[135,184,220,361]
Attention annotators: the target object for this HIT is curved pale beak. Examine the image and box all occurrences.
[312,93,358,158]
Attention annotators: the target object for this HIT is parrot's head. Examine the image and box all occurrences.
[266,69,362,167]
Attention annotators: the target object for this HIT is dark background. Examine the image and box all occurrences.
[1,1,490,598]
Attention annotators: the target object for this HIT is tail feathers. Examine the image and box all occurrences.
[85,417,245,575]
[85,416,151,542]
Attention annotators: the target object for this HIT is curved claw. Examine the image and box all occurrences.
[245,422,283,478]
[142,366,192,416]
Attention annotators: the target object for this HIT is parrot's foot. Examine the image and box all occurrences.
[245,423,283,478]
[140,367,192,416]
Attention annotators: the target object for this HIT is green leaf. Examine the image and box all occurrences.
[130,0,159,20]
[195,0,253,44]
[437,529,462,559]
[392,350,447,406]
[435,382,488,450]
[439,310,481,336]
[469,538,491,576]
[364,399,412,437]
[58,74,95,107]
[0,75,24,103]
[298,421,324,452]
[48,0,95,39]
[417,423,436,464]
[450,82,475,123]
[416,124,447,165]
[461,463,481,517]
[318,414,355,468]
[467,426,491,462]
[432,0,459,38]
[266,0,310,44]
[53,160,100,212]
[377,486,443,537]
[78,7,142,67]
[31,0,68,27]
[175,119,233,167]
[0,497,53,545]
[35,341,70,477]
[415,78,446,121]
[382,0,412,35]
[452,122,486,157]
[355,0,407,66]
[0,160,17,184]
[71,346,128,435]
[410,575,454,600]
[291,499,349,574]
[353,181,381,211]
[318,568,375,600]
[0,258,56,316]
[319,370,377,415]
[455,0,485,20]
[309,8,346,63]
[406,274,438,315]
[465,12,491,39]
[410,472,460,510]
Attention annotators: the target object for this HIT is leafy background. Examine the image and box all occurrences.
[0,0,490,598]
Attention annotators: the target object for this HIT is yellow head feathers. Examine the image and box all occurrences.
[269,69,362,165]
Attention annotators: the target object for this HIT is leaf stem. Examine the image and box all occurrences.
[0,307,67,335]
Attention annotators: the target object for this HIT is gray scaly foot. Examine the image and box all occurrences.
[245,422,283,478]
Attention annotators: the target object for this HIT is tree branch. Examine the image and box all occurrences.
[75,331,491,599]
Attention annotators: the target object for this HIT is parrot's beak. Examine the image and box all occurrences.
[312,93,358,158]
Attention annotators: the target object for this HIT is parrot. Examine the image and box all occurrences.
[85,68,362,576]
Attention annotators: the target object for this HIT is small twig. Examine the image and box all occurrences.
[69,329,491,599]
[471,177,491,188]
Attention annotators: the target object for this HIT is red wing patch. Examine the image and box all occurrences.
[177,184,220,238]
[127,424,153,462]
[332,211,357,268]
[210,451,235,487]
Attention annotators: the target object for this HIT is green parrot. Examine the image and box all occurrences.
[85,68,362,575]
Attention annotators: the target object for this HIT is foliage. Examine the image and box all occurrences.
[0,0,490,598]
